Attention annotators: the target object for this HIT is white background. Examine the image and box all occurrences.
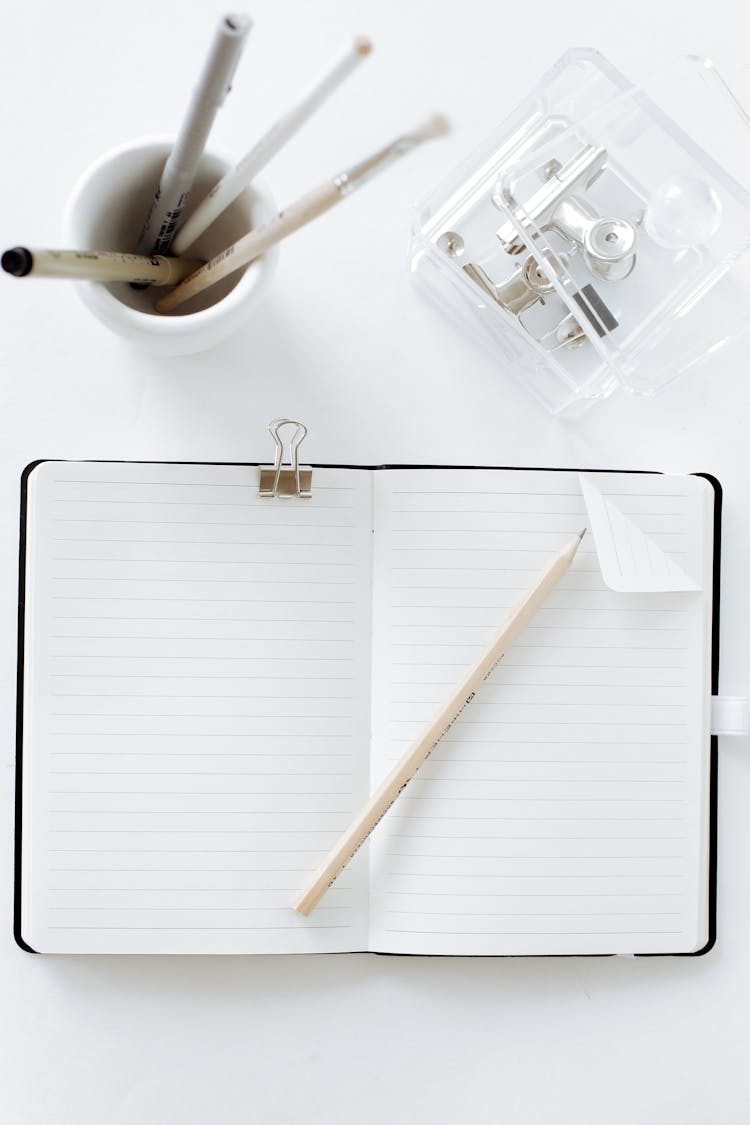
[1,1,749,1121]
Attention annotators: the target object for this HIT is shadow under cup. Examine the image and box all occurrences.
[63,137,277,355]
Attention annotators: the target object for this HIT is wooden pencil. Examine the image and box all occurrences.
[292,530,586,916]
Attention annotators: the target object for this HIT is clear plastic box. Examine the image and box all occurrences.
[410,48,750,416]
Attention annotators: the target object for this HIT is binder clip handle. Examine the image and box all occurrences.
[259,418,312,498]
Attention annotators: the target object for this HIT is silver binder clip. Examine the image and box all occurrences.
[463,253,561,315]
[462,254,589,349]
[258,418,312,498]
[494,144,637,280]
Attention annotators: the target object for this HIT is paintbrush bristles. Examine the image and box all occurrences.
[409,114,451,142]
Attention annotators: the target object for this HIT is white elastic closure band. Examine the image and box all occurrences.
[710,696,750,737]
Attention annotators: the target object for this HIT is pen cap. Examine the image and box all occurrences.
[63,136,278,356]
[207,14,253,107]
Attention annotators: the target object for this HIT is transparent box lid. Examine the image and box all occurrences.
[410,48,750,416]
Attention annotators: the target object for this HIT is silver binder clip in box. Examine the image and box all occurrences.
[258,418,312,498]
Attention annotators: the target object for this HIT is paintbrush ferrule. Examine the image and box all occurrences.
[335,138,416,194]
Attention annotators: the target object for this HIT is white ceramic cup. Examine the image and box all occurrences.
[63,136,278,355]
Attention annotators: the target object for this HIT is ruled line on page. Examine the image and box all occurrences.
[382,929,683,937]
[52,519,357,529]
[49,727,355,736]
[51,674,357,680]
[52,499,357,509]
[386,872,686,880]
[53,688,357,697]
[388,852,686,860]
[49,752,356,758]
[388,832,688,841]
[50,711,355,719]
[52,579,359,586]
[47,889,353,896]
[47,926,353,932]
[48,847,337,854]
[53,539,358,547]
[49,865,331,872]
[52,480,356,490]
[51,595,358,602]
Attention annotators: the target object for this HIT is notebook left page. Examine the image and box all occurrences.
[19,461,373,954]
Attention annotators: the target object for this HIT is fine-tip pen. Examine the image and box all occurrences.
[1,246,204,286]
[156,112,450,313]
[172,36,373,254]
[291,530,587,916]
[136,12,253,256]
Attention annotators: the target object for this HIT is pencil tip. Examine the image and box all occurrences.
[354,36,373,55]
[578,527,587,540]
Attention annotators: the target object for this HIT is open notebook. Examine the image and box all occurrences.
[16,460,719,955]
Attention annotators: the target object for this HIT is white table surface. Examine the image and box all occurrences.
[2,1,749,1122]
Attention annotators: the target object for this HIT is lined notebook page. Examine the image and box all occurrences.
[21,461,373,954]
[368,469,714,956]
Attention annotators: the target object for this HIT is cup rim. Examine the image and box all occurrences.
[62,134,278,337]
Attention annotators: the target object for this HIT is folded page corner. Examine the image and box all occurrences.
[578,472,700,593]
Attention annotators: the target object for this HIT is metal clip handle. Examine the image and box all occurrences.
[495,144,608,255]
[259,418,312,498]
[549,197,636,281]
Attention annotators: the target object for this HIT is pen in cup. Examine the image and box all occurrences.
[136,12,252,257]
[1,246,204,286]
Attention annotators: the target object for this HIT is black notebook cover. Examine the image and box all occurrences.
[14,462,722,956]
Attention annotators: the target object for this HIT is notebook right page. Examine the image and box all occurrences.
[368,468,714,956]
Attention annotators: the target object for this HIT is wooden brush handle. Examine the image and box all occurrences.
[156,181,342,313]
